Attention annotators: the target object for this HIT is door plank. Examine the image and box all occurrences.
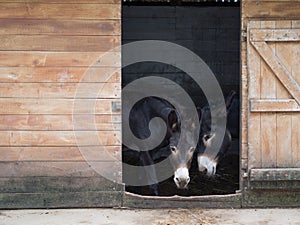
[247,21,262,168]
[276,113,292,167]
[250,29,300,42]
[260,21,277,168]
[291,38,300,167]
[292,115,300,167]
[274,22,293,168]
[250,99,300,112]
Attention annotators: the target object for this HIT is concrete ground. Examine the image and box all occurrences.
[0,208,299,225]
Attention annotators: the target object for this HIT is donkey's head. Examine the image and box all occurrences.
[166,110,196,189]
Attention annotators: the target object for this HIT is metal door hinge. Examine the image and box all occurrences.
[241,30,247,42]
[242,172,248,178]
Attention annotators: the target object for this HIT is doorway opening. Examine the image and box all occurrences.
[122,0,241,197]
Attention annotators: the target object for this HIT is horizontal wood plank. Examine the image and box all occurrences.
[292,20,300,28]
[250,99,300,112]
[250,181,300,190]
[0,19,120,35]
[243,0,300,2]
[0,0,120,3]
[0,161,121,178]
[0,52,121,67]
[0,114,121,131]
[0,3,120,19]
[0,83,120,98]
[243,190,300,207]
[0,98,121,114]
[250,29,300,42]
[0,67,121,82]
[0,131,121,146]
[250,168,300,181]
[0,35,120,51]
[0,146,121,161]
[0,191,122,208]
[243,1,300,19]
[123,192,242,209]
[0,176,122,193]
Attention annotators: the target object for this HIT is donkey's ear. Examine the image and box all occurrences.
[225,90,236,110]
[196,106,202,121]
[168,110,179,132]
[202,133,216,147]
[197,107,203,128]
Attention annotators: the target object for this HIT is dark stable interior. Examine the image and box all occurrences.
[122,2,240,196]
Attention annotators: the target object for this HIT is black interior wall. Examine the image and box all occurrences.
[122,5,240,196]
[122,5,240,107]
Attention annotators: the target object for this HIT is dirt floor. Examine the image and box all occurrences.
[0,208,299,225]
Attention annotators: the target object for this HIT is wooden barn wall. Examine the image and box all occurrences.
[241,0,300,207]
[0,0,122,208]
[122,5,240,108]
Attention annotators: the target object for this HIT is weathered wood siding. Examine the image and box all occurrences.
[242,0,300,207]
[0,0,122,208]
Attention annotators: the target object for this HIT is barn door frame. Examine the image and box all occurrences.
[246,20,300,194]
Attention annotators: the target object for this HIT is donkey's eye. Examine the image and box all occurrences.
[170,146,176,152]
[189,147,195,153]
[204,135,210,141]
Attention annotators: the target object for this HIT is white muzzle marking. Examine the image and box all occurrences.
[197,155,217,176]
[174,167,190,189]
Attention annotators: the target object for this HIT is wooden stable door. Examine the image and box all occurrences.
[247,21,300,189]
